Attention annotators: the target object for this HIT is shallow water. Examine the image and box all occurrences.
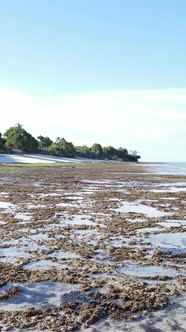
[56,202,79,208]
[27,204,47,209]
[81,179,114,185]
[39,192,61,197]
[29,233,49,240]
[158,220,186,228]
[23,260,69,271]
[117,264,182,278]
[144,162,186,176]
[0,201,16,211]
[137,226,162,233]
[60,214,97,227]
[0,281,81,311]
[145,232,186,253]
[74,229,98,235]
[150,187,186,193]
[127,217,146,223]
[48,250,80,260]
[0,238,48,263]
[72,229,102,246]
[160,197,177,200]
[0,247,32,262]
[15,213,32,221]
[150,181,186,193]
[116,201,170,218]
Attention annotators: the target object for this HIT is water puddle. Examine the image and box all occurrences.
[0,238,48,262]
[29,233,49,241]
[0,192,9,198]
[23,260,70,271]
[48,250,80,260]
[93,250,112,264]
[72,229,102,245]
[60,215,97,227]
[0,201,16,211]
[158,220,186,228]
[56,202,79,208]
[110,237,127,248]
[64,196,83,200]
[81,179,114,185]
[89,287,109,295]
[0,281,81,311]
[155,182,186,188]
[89,273,115,279]
[150,187,186,193]
[160,197,177,200]
[117,264,181,278]
[15,213,32,222]
[0,221,6,225]
[1,237,47,248]
[109,235,149,249]
[27,204,47,209]
[127,217,146,223]
[74,229,97,235]
[145,232,186,253]
[115,201,170,218]
[0,247,32,262]
[39,193,61,197]
[137,226,162,233]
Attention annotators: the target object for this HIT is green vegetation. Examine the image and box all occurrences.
[4,124,38,152]
[0,163,73,172]
[0,124,140,162]
[0,133,6,152]
[37,136,53,150]
[91,143,103,157]
[48,137,76,157]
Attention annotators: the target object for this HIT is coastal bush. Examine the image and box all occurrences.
[91,143,103,157]
[37,136,53,150]
[3,124,38,152]
[1,124,140,161]
[48,137,76,157]
[0,133,6,152]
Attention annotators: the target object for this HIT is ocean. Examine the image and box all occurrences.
[142,162,186,176]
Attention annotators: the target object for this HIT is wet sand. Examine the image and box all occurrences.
[0,163,185,331]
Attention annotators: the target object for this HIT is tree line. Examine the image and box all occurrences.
[0,124,140,162]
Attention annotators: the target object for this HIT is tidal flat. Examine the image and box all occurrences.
[0,163,185,331]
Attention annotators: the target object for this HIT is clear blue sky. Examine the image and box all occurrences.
[0,1,186,161]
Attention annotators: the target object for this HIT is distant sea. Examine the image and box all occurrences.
[142,162,186,176]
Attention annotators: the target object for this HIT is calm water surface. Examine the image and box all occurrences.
[142,162,186,175]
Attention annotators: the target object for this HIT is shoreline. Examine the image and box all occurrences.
[0,153,140,165]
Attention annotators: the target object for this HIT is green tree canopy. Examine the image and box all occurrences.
[75,145,90,154]
[91,143,103,156]
[37,135,53,149]
[116,147,128,159]
[48,137,76,157]
[103,146,116,158]
[4,124,38,152]
[0,133,6,151]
